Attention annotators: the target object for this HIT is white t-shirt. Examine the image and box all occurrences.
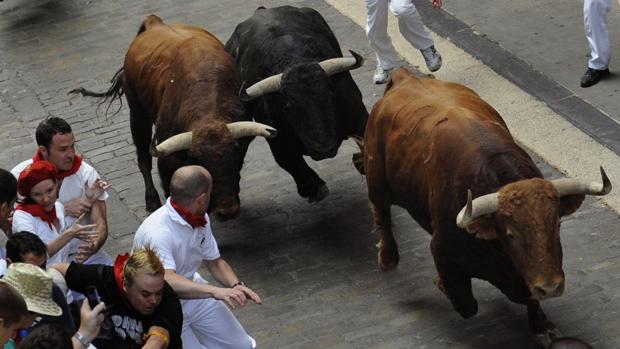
[12,202,70,265]
[133,198,220,279]
[11,158,109,255]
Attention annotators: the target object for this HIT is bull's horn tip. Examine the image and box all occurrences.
[239,89,252,102]
[600,166,612,194]
[266,127,277,138]
[349,50,364,68]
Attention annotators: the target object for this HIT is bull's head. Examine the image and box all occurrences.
[456,168,611,300]
[149,121,277,221]
[239,51,363,160]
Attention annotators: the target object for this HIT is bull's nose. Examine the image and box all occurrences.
[531,279,565,300]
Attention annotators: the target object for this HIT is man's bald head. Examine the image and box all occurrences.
[170,166,213,207]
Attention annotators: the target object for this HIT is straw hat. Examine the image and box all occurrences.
[0,263,62,316]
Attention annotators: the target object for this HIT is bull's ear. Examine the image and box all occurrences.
[464,216,497,240]
[560,194,585,217]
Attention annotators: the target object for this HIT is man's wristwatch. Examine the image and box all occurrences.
[74,332,91,348]
[231,281,246,288]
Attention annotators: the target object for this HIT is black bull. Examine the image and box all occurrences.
[225,5,369,203]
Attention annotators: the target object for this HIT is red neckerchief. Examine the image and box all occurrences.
[113,253,130,294]
[15,203,58,229]
[32,150,82,179]
[170,199,207,228]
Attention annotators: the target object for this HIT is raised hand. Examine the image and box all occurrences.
[65,213,98,242]
[85,178,112,203]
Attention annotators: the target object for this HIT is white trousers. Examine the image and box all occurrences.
[180,275,256,349]
[365,0,434,69]
[584,0,618,69]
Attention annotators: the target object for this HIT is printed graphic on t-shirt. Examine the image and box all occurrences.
[111,314,144,345]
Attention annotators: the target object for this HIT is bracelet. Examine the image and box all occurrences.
[74,332,91,348]
[231,281,246,288]
[143,329,169,347]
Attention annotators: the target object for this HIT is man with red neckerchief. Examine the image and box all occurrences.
[52,247,183,349]
[11,117,112,265]
[133,165,261,349]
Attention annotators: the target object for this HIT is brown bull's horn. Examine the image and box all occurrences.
[456,190,499,228]
[150,131,193,157]
[318,50,364,76]
[226,121,277,139]
[551,166,612,197]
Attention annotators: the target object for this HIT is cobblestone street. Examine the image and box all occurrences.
[1,0,619,348]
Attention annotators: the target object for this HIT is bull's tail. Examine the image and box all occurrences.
[68,67,125,116]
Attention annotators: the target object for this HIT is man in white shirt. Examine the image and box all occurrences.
[133,165,261,349]
[11,117,111,265]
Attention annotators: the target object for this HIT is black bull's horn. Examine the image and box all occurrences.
[149,121,277,157]
[239,50,364,101]
[456,167,612,228]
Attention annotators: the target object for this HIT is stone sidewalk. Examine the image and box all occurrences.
[0,0,619,348]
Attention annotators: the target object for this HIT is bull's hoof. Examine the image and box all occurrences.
[532,322,562,348]
[377,240,399,271]
[308,184,329,203]
[448,297,478,319]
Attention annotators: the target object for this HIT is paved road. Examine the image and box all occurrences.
[0,0,619,348]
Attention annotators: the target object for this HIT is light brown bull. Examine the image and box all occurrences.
[363,67,611,346]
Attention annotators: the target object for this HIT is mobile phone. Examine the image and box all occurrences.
[85,285,100,309]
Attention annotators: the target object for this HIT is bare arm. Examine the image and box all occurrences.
[164,269,253,308]
[63,198,92,217]
[89,200,108,252]
[164,269,221,299]
[204,258,261,306]
[48,223,98,259]
[204,257,238,287]
[50,262,70,276]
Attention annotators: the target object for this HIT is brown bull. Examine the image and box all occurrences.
[363,68,611,346]
[72,15,276,219]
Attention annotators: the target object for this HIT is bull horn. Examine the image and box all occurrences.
[551,166,612,197]
[240,50,364,102]
[456,190,499,228]
[319,50,364,76]
[226,121,277,139]
[240,74,283,101]
[150,132,193,157]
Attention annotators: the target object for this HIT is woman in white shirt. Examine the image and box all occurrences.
[12,161,97,266]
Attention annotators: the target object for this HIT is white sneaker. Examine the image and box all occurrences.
[373,66,394,84]
[420,45,442,72]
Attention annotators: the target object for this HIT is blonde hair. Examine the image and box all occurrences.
[122,247,164,287]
